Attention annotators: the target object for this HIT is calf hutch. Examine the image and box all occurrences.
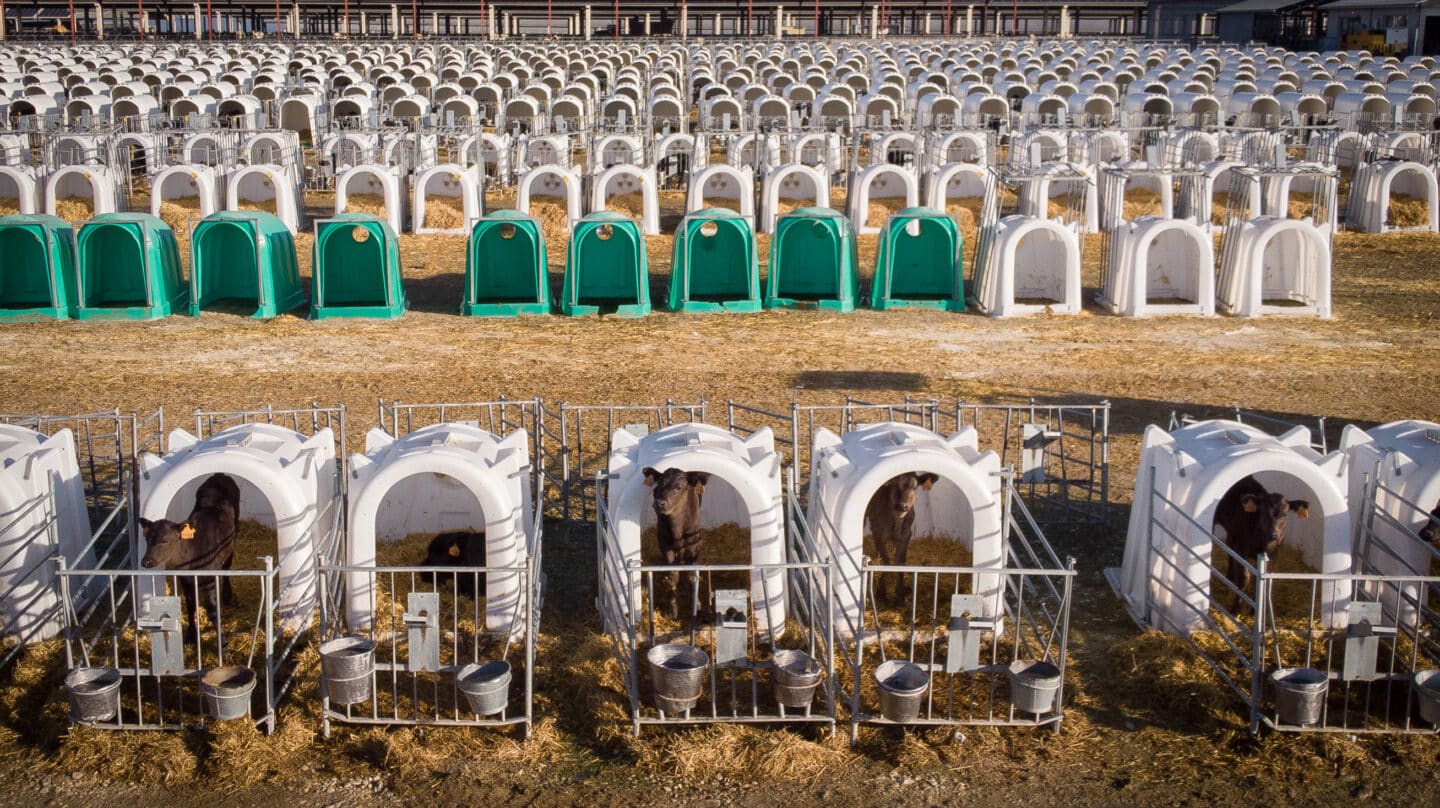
[805,421,1075,737]
[72,214,187,321]
[0,214,77,320]
[1111,418,1440,734]
[188,211,306,319]
[598,421,836,733]
[323,414,542,736]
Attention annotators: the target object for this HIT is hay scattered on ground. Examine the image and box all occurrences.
[865,196,910,228]
[1212,196,1245,225]
[772,198,811,217]
[0,200,19,216]
[157,196,203,235]
[54,197,94,222]
[343,192,389,218]
[1286,191,1318,221]
[1123,187,1164,221]
[603,191,645,218]
[235,200,275,214]
[699,197,743,213]
[1386,195,1432,228]
[421,196,465,230]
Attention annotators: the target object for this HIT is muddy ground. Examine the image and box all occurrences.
[0,198,1436,806]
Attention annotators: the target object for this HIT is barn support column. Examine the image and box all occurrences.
[680,2,687,37]
[644,11,650,34]
[774,4,782,37]
[389,4,398,38]
[964,5,972,35]
[583,4,591,38]
[870,4,878,37]
[488,4,497,37]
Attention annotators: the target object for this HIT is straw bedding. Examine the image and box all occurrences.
[865,196,910,227]
[421,196,465,230]
[0,200,19,216]
[157,196,204,235]
[1386,195,1432,228]
[1122,187,1164,221]
[342,192,389,218]
[54,197,94,222]
[602,191,645,218]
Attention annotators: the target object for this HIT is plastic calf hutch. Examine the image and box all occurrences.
[226,165,302,234]
[311,214,406,320]
[336,165,408,235]
[150,165,222,229]
[668,208,761,313]
[1098,216,1215,317]
[413,164,482,235]
[765,207,859,312]
[805,422,1006,639]
[970,215,1082,317]
[560,212,650,317]
[0,215,77,320]
[72,214,187,321]
[346,422,534,636]
[0,425,93,644]
[464,210,551,316]
[189,211,305,318]
[870,207,964,312]
[139,422,341,632]
[604,422,787,635]
[517,164,584,233]
[1341,420,1440,629]
[1116,420,1351,633]
[1216,217,1331,318]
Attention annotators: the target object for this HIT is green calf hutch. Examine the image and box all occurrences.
[0,214,77,320]
[560,212,650,317]
[765,207,859,312]
[189,211,306,318]
[871,207,965,312]
[668,208,761,313]
[311,213,406,320]
[464,210,550,316]
[73,213,187,321]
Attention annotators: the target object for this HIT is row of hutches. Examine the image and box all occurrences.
[2,403,1438,737]
[0,196,1353,319]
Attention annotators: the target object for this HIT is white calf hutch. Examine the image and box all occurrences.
[1216,217,1332,318]
[971,215,1083,317]
[1099,216,1216,317]
[322,420,541,736]
[598,421,836,732]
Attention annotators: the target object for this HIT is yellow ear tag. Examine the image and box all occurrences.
[448,544,461,558]
[180,523,196,540]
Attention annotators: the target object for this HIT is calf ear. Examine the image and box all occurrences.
[1290,500,1310,518]
[642,467,660,487]
[1241,494,1259,512]
[688,471,710,489]
[918,473,939,490]
[180,522,196,540]
[137,518,153,530]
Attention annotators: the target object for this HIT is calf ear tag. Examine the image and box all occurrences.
[448,544,461,558]
[180,523,196,540]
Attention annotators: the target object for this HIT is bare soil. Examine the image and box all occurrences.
[0,195,1437,806]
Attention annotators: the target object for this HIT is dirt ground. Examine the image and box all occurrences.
[0,188,1437,806]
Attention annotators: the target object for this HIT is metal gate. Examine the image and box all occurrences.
[838,477,1076,739]
[596,474,836,734]
[54,404,346,732]
[552,401,707,524]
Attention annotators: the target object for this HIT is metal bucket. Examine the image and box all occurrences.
[199,665,257,721]
[319,635,376,706]
[647,643,709,714]
[1412,669,1440,725]
[772,649,823,709]
[455,660,512,716]
[874,660,929,723]
[1007,659,1063,715]
[1271,667,1329,726]
[64,666,121,723]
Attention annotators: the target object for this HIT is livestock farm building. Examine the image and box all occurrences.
[0,14,1438,808]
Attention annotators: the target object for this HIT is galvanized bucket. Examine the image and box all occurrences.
[64,666,121,723]
[874,660,929,723]
[1271,667,1328,726]
[319,635,376,706]
[772,649,823,709]
[1007,659,1063,715]
[455,660,512,717]
[647,643,709,714]
[1412,669,1440,725]
[199,665,257,721]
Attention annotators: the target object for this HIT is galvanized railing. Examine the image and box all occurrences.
[838,480,1076,739]
[596,475,836,735]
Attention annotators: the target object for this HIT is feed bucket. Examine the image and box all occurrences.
[200,665,257,721]
[772,649,823,709]
[64,666,121,723]
[1007,659,1063,715]
[320,635,376,706]
[874,660,929,723]
[456,660,512,716]
[1412,669,1440,725]
[1271,667,1328,726]
[647,643,709,714]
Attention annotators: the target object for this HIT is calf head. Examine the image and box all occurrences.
[1419,501,1440,545]
[1241,492,1310,549]
[138,517,197,569]
[642,467,709,516]
[881,472,939,517]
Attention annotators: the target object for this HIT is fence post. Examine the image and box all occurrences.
[1250,553,1267,737]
